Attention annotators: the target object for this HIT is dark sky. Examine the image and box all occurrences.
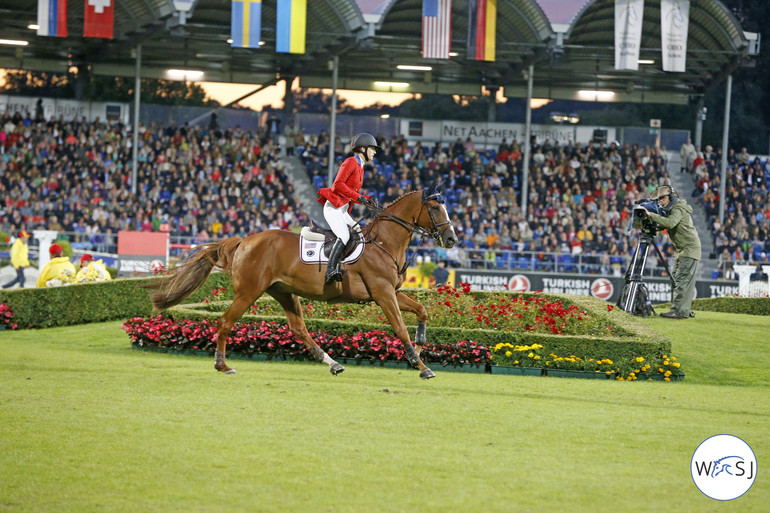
[355,0,587,24]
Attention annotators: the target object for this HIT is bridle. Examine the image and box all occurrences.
[366,191,451,245]
[361,189,452,274]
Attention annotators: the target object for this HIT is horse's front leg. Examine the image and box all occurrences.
[377,292,435,379]
[396,291,428,358]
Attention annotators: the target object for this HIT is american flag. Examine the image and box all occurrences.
[422,0,452,59]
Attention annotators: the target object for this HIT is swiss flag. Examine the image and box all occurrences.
[84,0,114,38]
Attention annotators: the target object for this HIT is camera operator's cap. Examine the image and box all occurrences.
[49,243,63,256]
[80,253,93,265]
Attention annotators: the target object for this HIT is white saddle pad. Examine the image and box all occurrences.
[299,229,364,265]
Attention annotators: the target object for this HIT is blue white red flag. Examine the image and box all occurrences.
[37,0,68,38]
[422,0,451,59]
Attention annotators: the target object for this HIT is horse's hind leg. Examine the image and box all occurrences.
[268,291,345,376]
[215,293,258,374]
[396,291,428,359]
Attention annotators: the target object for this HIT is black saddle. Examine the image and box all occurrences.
[308,219,363,259]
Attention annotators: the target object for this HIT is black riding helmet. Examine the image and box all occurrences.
[351,133,380,162]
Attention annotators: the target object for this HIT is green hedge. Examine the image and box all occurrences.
[0,272,233,329]
[690,297,770,316]
[166,294,671,366]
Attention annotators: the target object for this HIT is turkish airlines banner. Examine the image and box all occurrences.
[661,0,690,72]
[84,0,114,39]
[450,269,739,304]
[615,0,644,71]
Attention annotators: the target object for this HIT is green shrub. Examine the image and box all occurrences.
[0,271,234,329]
[690,297,770,316]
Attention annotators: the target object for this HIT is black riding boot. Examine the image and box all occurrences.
[325,238,346,284]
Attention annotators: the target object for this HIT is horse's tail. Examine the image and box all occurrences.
[142,236,243,311]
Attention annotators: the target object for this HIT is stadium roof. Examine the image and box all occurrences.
[0,0,758,105]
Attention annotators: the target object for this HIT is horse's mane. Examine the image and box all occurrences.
[383,189,422,210]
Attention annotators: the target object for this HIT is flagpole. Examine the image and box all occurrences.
[521,64,534,218]
[132,44,141,196]
[327,55,339,187]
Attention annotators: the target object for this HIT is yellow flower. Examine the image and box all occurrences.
[514,360,519,365]
[505,351,512,357]
[672,356,677,361]
[664,370,672,377]
[528,352,534,358]
[605,371,612,375]
[663,355,668,359]
[664,360,670,366]
[664,377,671,382]
[534,355,541,360]
[672,362,680,368]
[658,368,664,373]
[636,357,644,363]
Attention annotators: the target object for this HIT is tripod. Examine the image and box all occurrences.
[619,231,676,315]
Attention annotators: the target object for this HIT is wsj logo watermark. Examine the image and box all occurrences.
[691,435,757,500]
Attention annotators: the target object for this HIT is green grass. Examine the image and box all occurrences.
[1,311,768,513]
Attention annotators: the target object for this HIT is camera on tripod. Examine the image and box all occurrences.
[618,196,674,316]
[631,199,663,235]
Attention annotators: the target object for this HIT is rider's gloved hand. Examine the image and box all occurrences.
[360,195,377,208]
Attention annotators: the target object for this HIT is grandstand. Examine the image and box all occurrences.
[0,0,764,295]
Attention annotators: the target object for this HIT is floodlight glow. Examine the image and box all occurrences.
[374,81,409,88]
[448,52,459,57]
[638,59,655,64]
[380,114,390,119]
[28,24,40,30]
[397,65,432,71]
[0,39,28,46]
[167,69,204,80]
[577,90,615,101]
[226,38,234,44]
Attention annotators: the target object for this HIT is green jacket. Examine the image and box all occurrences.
[647,198,701,261]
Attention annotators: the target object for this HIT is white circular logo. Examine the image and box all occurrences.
[507,274,531,292]
[590,278,614,300]
[691,434,757,501]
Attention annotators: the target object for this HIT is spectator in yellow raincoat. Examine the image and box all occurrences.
[2,231,31,289]
[75,254,112,283]
[36,244,76,288]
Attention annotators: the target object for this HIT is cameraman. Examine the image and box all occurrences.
[640,185,701,319]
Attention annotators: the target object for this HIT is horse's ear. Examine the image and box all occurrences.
[425,181,437,198]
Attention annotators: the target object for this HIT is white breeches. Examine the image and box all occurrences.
[323,201,358,244]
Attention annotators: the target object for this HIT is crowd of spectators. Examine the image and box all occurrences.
[1,109,307,254]
[683,142,770,277]
[4,106,768,279]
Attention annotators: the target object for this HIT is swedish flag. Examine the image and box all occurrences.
[231,0,262,49]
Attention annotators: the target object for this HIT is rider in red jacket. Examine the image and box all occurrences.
[317,133,379,284]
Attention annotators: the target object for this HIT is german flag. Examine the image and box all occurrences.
[467,0,496,61]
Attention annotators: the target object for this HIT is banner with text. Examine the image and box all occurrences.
[450,269,739,304]
[0,95,129,124]
[661,0,690,72]
[399,119,614,148]
[615,0,644,70]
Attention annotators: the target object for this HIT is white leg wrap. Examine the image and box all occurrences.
[322,353,336,366]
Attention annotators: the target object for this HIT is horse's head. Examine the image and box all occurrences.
[419,182,457,248]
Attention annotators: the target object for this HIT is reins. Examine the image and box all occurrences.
[358,192,448,275]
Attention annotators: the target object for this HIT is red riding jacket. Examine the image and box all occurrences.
[317,155,367,213]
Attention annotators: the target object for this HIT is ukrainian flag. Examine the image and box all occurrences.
[231,0,262,49]
[276,0,307,54]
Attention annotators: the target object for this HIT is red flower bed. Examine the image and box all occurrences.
[0,303,18,330]
[122,316,491,367]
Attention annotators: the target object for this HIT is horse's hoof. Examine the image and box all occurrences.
[419,368,436,380]
[215,364,237,375]
[329,362,345,375]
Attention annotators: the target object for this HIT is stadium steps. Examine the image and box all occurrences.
[666,152,716,278]
[281,155,325,222]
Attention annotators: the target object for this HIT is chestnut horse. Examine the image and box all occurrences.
[146,184,458,379]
